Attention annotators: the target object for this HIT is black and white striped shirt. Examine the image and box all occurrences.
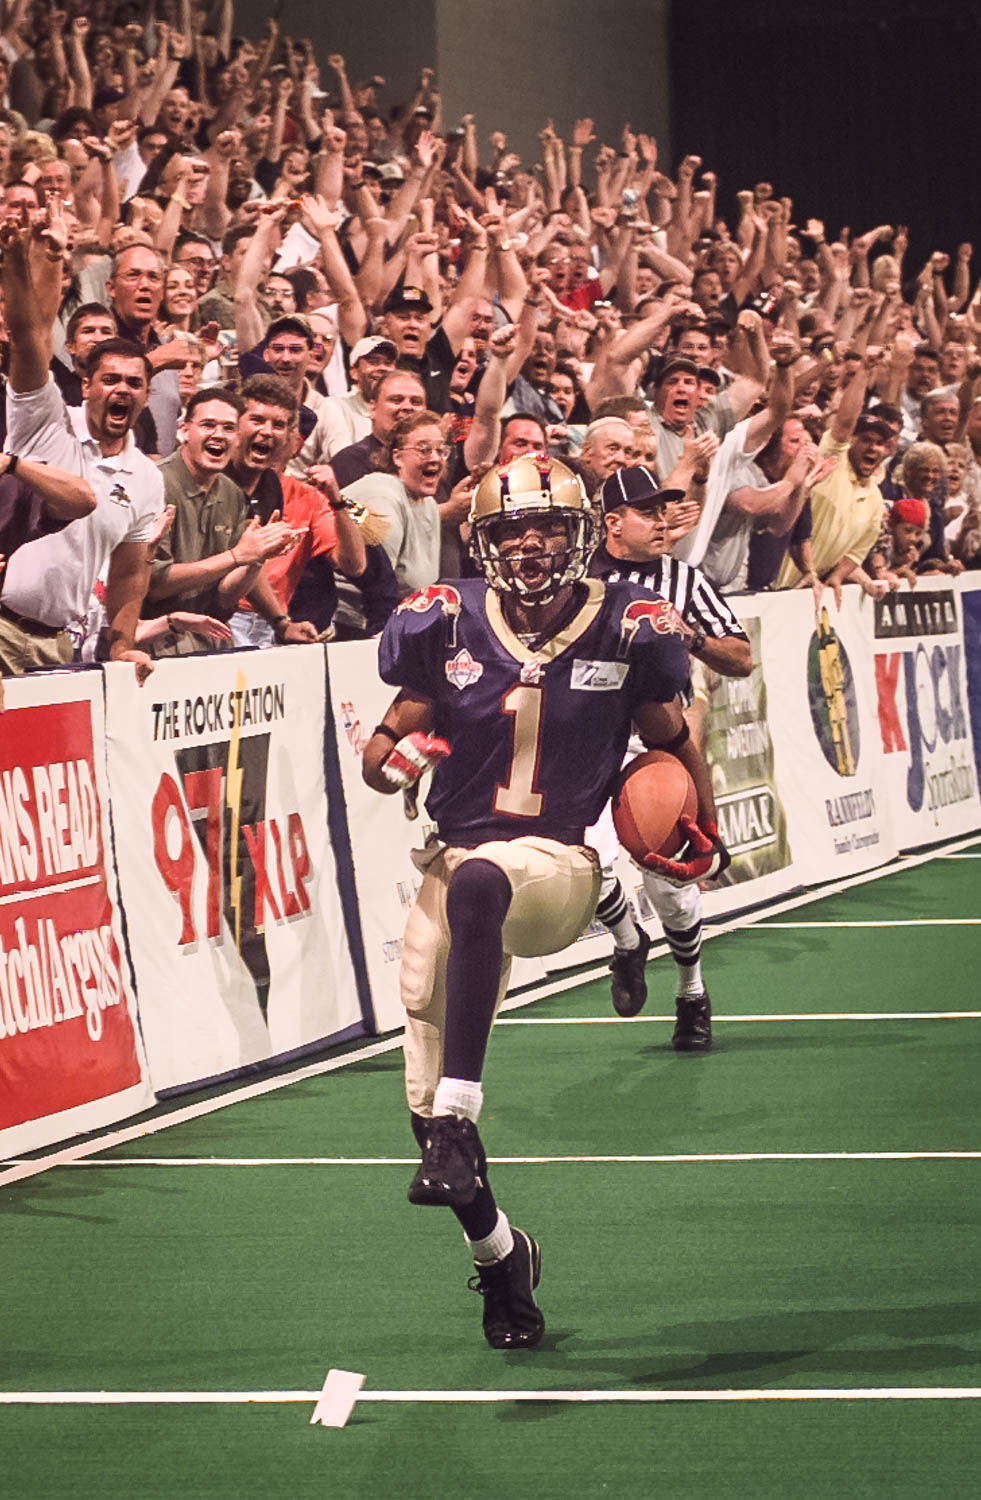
[588,543,748,641]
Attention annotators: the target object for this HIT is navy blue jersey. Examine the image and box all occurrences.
[378,577,690,844]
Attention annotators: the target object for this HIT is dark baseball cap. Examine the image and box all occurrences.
[264,314,314,345]
[382,284,434,315]
[599,465,685,515]
[653,356,699,387]
[854,413,894,439]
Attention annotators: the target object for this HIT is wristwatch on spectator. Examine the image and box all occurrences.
[272,614,292,641]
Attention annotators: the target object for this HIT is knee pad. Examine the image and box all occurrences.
[446,858,512,933]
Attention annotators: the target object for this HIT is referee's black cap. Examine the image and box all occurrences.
[599,466,685,515]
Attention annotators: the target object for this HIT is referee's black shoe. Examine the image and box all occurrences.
[609,927,653,1016]
[408,1114,481,1207]
[672,991,712,1051]
[469,1228,545,1349]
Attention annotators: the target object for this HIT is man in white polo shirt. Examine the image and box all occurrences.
[1,210,165,681]
[291,334,397,473]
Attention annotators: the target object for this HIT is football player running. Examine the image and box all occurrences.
[362,454,728,1350]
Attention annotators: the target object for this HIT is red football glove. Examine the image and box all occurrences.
[381,732,452,789]
[642,816,731,886]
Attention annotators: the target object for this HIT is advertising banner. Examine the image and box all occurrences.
[960,578,981,802]
[758,589,897,883]
[103,646,363,1093]
[871,583,981,848]
[0,672,152,1158]
[698,602,802,918]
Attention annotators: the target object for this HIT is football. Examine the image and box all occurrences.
[611,750,698,862]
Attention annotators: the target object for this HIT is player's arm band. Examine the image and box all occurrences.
[657,723,690,755]
[372,723,401,745]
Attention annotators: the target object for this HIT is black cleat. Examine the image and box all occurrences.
[407,1114,482,1207]
[609,927,653,1016]
[672,991,712,1052]
[469,1228,545,1349]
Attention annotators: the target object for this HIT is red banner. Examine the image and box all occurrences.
[0,692,148,1142]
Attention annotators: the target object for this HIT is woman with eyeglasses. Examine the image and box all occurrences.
[341,410,471,598]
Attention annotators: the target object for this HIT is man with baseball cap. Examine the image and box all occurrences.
[379,285,450,412]
[586,463,751,1048]
[381,256,497,413]
[292,335,397,472]
[775,352,889,591]
[649,350,762,487]
[239,314,320,442]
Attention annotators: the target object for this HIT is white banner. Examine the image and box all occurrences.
[104,646,362,1093]
[760,589,898,882]
[870,582,981,848]
[697,599,803,918]
[0,670,152,1158]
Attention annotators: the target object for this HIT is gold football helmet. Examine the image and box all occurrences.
[469,453,594,603]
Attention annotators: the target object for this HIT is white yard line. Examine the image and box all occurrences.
[5,1149,979,1168]
[498,1010,981,1024]
[747,919,980,928]
[1,1387,979,1406]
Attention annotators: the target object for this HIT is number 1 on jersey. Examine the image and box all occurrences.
[494,684,545,817]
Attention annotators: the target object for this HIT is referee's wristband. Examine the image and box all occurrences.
[4,454,18,476]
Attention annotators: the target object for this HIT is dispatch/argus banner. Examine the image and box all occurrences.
[0,674,152,1158]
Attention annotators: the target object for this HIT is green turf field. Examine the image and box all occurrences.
[3,847,980,1498]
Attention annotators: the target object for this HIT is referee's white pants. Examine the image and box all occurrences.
[589,802,701,931]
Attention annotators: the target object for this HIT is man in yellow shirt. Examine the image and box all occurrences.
[775,353,890,593]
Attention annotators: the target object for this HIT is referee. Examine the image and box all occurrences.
[587,464,751,1050]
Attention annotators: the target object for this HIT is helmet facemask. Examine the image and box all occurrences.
[469,455,594,607]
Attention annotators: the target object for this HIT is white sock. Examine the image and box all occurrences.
[433,1076,483,1123]
[676,961,704,996]
[612,915,642,949]
[468,1210,514,1265]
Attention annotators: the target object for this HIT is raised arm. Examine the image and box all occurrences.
[830,349,871,444]
[464,324,516,470]
[740,328,799,449]
[139,23,181,126]
[492,219,529,324]
[1,215,57,393]
[67,15,93,110]
[234,203,286,351]
[199,130,238,241]
[441,210,491,354]
[299,194,368,348]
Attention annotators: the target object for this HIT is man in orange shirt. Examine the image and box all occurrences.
[227,374,366,647]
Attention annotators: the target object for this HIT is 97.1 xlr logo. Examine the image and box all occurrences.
[149,681,314,1018]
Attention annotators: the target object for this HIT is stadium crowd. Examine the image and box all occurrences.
[0,0,979,689]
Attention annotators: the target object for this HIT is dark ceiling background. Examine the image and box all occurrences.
[669,0,981,272]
